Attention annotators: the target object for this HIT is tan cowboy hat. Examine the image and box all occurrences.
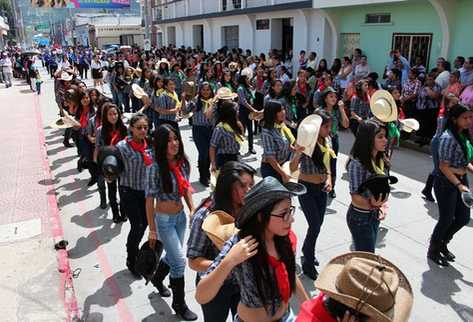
[228,62,238,72]
[50,116,75,129]
[241,67,254,80]
[370,90,398,123]
[60,71,73,81]
[297,114,323,157]
[132,84,148,99]
[215,87,238,100]
[249,110,264,121]
[399,118,420,133]
[182,80,197,99]
[202,211,239,250]
[315,252,413,322]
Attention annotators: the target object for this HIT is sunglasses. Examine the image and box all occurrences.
[270,206,296,222]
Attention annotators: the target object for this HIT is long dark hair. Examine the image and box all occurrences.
[76,91,95,118]
[445,103,473,158]
[349,120,388,173]
[101,103,127,145]
[216,101,243,136]
[263,100,283,129]
[153,124,189,194]
[212,161,256,214]
[196,82,214,112]
[311,110,333,170]
[269,79,283,99]
[238,200,296,313]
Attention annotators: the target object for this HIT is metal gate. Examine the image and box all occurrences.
[340,33,360,58]
[392,33,433,69]
[222,25,239,49]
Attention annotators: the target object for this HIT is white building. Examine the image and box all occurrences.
[0,16,9,50]
[153,0,337,64]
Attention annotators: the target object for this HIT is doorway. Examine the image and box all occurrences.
[167,26,176,46]
[193,24,204,49]
[270,18,293,60]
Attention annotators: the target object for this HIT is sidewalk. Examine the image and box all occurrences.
[0,78,75,322]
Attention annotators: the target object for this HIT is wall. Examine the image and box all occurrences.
[97,36,120,48]
[449,0,473,59]
[327,0,442,75]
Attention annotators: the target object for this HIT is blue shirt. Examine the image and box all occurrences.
[299,153,327,175]
[438,130,469,168]
[210,126,241,155]
[145,159,190,202]
[347,159,383,196]
[116,139,152,191]
[261,128,291,164]
[183,99,213,127]
[157,92,179,121]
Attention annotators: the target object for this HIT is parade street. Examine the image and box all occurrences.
[1,69,472,322]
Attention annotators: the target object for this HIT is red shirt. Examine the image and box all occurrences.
[296,293,338,322]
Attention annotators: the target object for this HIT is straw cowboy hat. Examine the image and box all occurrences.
[202,211,239,250]
[50,116,76,129]
[228,62,239,72]
[370,90,398,123]
[60,71,73,81]
[315,252,413,322]
[249,110,264,121]
[297,114,323,157]
[236,177,306,229]
[399,118,420,133]
[241,67,254,80]
[132,83,148,99]
[215,87,238,100]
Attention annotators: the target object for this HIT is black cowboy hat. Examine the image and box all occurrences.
[97,146,124,182]
[236,176,306,229]
[357,175,398,201]
[135,240,164,285]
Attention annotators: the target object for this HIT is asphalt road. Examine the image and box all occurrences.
[34,69,473,322]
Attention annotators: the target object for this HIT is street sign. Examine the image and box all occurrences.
[144,39,151,51]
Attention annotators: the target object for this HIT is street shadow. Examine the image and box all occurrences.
[390,191,412,199]
[20,89,35,94]
[144,292,176,322]
[56,185,95,207]
[46,145,68,156]
[38,178,59,186]
[81,269,135,321]
[55,168,79,179]
[46,138,65,145]
[190,181,208,194]
[50,155,77,171]
[68,211,123,259]
[376,226,388,249]
[421,261,473,321]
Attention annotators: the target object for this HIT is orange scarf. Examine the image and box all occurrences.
[168,160,192,196]
[126,137,152,166]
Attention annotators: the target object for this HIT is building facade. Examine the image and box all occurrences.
[153,0,473,76]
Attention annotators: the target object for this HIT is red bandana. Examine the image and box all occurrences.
[126,137,152,166]
[96,117,101,129]
[110,130,123,146]
[79,108,89,128]
[168,160,193,196]
[267,230,297,304]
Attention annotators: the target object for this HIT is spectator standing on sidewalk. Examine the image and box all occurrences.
[460,57,473,87]
[0,52,13,88]
[435,60,451,90]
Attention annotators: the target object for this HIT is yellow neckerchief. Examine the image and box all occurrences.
[318,139,336,172]
[217,122,244,145]
[164,90,181,108]
[201,98,213,113]
[155,88,164,96]
[273,122,295,145]
[371,158,385,175]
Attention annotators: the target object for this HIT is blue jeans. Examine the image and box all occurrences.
[298,181,327,266]
[260,162,282,182]
[117,91,130,112]
[346,205,380,253]
[431,175,470,243]
[155,210,187,278]
[192,125,212,181]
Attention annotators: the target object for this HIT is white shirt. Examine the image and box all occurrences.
[435,70,450,89]
[91,60,102,69]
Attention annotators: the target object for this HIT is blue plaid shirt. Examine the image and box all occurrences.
[299,154,327,175]
[157,92,179,121]
[145,159,190,201]
[183,99,213,127]
[261,128,291,164]
[347,159,381,196]
[350,96,371,120]
[116,139,152,191]
[210,126,241,155]
[438,130,469,168]
[205,234,282,315]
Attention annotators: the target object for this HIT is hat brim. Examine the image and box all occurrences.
[370,90,398,123]
[297,114,323,157]
[202,211,239,250]
[50,117,74,129]
[400,119,420,133]
[132,84,148,99]
[314,252,413,322]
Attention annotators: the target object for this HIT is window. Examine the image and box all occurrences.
[120,35,134,46]
[392,33,433,69]
[340,33,360,58]
[222,25,239,49]
[256,19,270,30]
[365,13,391,24]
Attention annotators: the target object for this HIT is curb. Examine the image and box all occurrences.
[400,139,432,155]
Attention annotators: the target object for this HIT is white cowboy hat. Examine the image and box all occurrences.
[370,90,398,123]
[60,71,73,81]
[132,83,148,99]
[399,118,420,133]
[215,87,238,100]
[297,114,323,157]
[241,67,254,80]
[156,58,170,69]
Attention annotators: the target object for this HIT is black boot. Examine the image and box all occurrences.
[87,161,98,187]
[99,189,107,209]
[151,261,171,297]
[427,240,449,266]
[439,240,455,262]
[126,250,141,278]
[170,277,198,321]
[111,203,121,224]
[422,174,435,202]
[301,257,318,280]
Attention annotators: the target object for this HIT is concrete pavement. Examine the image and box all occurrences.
[2,68,472,322]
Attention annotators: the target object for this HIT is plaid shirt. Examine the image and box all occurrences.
[350,96,371,120]
[157,92,179,121]
[116,139,152,191]
[347,159,382,195]
[401,79,421,100]
[438,130,468,168]
[183,100,213,127]
[417,84,441,110]
[205,234,282,315]
[145,159,190,201]
[299,153,327,175]
[261,128,291,164]
[210,126,240,155]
